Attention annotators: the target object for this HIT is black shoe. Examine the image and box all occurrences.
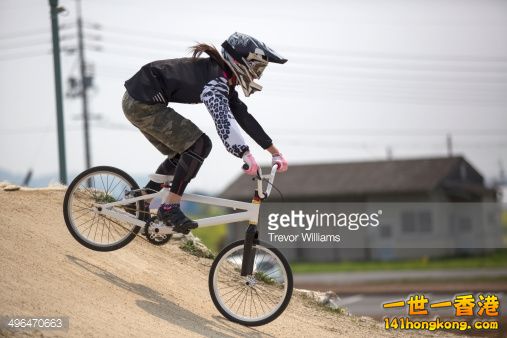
[157,204,198,234]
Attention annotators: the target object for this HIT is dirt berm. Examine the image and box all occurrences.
[0,189,462,338]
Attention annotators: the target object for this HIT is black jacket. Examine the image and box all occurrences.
[125,57,221,104]
[124,57,273,149]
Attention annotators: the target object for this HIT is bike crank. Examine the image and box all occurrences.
[143,217,173,245]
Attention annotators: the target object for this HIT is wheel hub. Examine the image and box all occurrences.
[246,275,257,287]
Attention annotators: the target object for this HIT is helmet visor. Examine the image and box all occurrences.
[245,53,269,79]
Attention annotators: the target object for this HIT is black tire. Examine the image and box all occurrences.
[63,166,142,252]
[208,240,293,326]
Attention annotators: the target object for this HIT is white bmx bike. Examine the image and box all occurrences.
[62,164,293,326]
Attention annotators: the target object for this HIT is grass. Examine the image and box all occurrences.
[290,249,507,274]
[254,271,276,285]
[179,240,215,259]
[184,204,230,254]
[503,211,507,245]
[192,223,228,254]
[96,192,117,203]
[189,218,229,256]
[366,275,507,285]
[297,292,348,316]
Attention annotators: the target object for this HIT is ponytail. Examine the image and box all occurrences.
[189,43,226,68]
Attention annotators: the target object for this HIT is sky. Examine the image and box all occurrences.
[0,0,506,195]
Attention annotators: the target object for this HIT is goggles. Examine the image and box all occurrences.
[243,53,269,79]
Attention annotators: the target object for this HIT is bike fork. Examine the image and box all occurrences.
[241,223,258,276]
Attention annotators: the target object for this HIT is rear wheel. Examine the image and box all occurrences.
[209,240,293,326]
[63,166,144,251]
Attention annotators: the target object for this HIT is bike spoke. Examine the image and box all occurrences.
[223,285,246,305]
[68,171,138,247]
[213,243,289,323]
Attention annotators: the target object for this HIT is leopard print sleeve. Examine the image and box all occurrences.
[200,77,250,158]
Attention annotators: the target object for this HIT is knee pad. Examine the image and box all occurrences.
[187,133,212,159]
[156,155,180,175]
[177,152,203,182]
[176,134,212,182]
[169,134,212,195]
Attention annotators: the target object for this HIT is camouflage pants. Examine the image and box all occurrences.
[122,91,203,158]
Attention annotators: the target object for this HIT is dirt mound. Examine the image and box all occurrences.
[0,189,461,337]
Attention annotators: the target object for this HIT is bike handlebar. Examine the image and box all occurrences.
[242,163,278,199]
[242,163,280,171]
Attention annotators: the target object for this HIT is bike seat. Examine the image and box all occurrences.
[148,174,174,184]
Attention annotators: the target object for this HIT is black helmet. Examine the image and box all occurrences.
[221,32,287,96]
[222,32,287,65]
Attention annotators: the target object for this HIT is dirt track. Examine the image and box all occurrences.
[0,189,462,337]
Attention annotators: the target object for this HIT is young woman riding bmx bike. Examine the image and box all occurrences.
[122,32,288,234]
[63,32,293,326]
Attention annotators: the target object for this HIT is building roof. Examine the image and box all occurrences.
[221,156,485,201]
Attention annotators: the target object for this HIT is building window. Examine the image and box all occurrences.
[450,215,473,234]
[380,224,392,238]
[401,213,416,233]
[401,210,433,234]
[418,211,433,233]
[487,211,498,226]
[459,217,472,233]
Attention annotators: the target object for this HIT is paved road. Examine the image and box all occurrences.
[294,267,507,285]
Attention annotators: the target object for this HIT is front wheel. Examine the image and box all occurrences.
[63,166,144,251]
[209,240,293,326]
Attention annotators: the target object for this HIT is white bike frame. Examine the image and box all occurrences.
[94,165,278,234]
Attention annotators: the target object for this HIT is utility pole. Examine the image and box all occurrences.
[49,0,68,184]
[499,160,506,185]
[76,0,91,169]
[446,133,453,157]
[386,146,393,161]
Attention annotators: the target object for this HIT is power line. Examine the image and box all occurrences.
[86,38,507,84]
[76,26,507,85]
[282,46,507,65]
[93,39,178,54]
[289,56,507,75]
[5,124,505,138]
[93,27,507,71]
[0,127,55,134]
[85,21,507,65]
[0,50,51,61]
[0,40,51,51]
[260,85,507,106]
[96,65,506,106]
[59,25,507,106]
[4,126,505,151]
[87,24,192,44]
[278,139,507,150]
[87,46,179,61]
[97,61,503,105]
[272,128,507,137]
[93,54,507,91]
[270,66,507,84]
[77,61,493,105]
[0,29,49,41]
